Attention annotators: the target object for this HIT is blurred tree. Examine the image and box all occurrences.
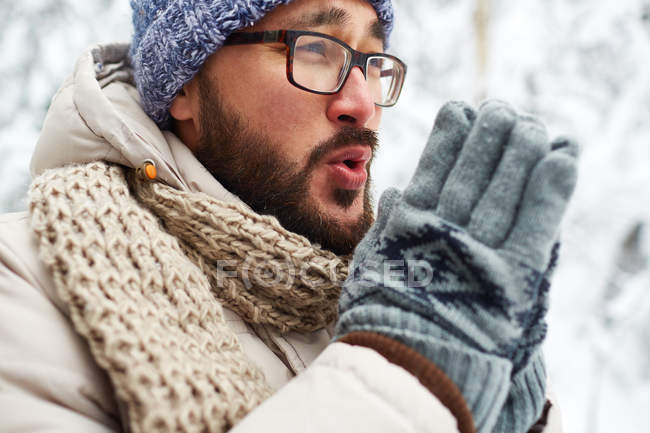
[586,222,648,433]
[603,223,647,309]
[0,0,129,212]
[474,0,490,102]
[0,0,113,131]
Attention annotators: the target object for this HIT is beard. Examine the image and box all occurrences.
[191,73,377,256]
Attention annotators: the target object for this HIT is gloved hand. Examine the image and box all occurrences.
[494,220,564,433]
[336,100,579,433]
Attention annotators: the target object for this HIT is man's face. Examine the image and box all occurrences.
[172,0,385,255]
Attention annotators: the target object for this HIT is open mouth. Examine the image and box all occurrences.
[343,159,362,169]
[326,146,372,190]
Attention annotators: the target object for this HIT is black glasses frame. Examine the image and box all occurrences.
[224,29,407,107]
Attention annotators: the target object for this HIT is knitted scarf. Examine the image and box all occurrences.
[29,161,348,433]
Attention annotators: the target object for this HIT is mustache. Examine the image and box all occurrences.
[306,127,379,171]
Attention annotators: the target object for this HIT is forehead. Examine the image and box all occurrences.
[255,0,385,45]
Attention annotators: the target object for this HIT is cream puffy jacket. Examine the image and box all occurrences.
[0,44,562,433]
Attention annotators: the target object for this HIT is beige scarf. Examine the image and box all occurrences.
[29,161,348,433]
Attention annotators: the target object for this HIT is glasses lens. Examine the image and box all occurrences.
[293,35,351,92]
[367,56,405,106]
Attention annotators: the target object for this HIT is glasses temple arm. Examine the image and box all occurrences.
[224,30,286,45]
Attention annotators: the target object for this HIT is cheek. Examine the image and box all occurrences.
[254,83,313,130]
[212,53,296,125]
[369,107,382,130]
[226,68,327,160]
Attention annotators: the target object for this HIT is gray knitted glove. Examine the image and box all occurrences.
[336,100,579,433]
[491,241,556,433]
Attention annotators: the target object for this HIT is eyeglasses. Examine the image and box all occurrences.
[224,30,407,107]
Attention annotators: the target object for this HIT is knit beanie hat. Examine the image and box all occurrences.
[130,0,394,129]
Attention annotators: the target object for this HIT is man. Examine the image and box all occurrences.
[0,1,576,432]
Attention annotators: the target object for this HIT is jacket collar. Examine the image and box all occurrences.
[30,43,243,206]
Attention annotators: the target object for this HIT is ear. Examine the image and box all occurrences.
[169,82,197,122]
[169,80,201,151]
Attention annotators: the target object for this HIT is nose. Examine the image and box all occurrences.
[326,66,377,128]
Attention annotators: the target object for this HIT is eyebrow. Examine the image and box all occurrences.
[283,7,387,46]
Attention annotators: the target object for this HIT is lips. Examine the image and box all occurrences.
[325,145,371,190]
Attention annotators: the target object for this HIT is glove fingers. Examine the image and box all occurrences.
[542,240,561,279]
[352,187,401,262]
[403,101,475,210]
[550,135,580,156]
[467,115,550,247]
[374,188,402,234]
[436,100,517,226]
[501,139,579,267]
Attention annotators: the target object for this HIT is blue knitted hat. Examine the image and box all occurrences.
[130,0,394,129]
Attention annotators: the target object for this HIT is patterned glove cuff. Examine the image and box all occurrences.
[339,331,476,433]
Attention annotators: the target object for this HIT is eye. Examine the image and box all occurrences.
[297,41,327,56]
[367,63,382,79]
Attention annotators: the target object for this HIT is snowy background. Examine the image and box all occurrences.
[1,1,649,431]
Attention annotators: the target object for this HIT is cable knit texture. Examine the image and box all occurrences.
[130,0,394,128]
[29,161,347,433]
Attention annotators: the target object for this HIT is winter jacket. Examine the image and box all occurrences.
[0,43,563,433]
